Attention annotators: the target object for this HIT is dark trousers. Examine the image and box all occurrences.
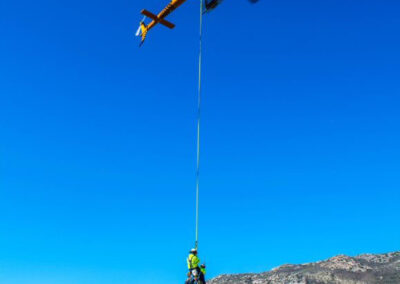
[199,272,206,283]
[186,268,205,284]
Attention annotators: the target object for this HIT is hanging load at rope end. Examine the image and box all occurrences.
[186,248,206,284]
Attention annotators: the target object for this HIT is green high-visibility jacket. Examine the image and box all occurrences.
[200,267,206,275]
[187,254,200,270]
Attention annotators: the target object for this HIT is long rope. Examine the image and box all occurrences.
[195,0,203,250]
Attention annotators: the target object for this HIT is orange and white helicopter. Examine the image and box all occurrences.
[135,0,224,45]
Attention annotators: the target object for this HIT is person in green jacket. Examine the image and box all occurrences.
[186,248,205,283]
[187,248,200,271]
[200,264,206,283]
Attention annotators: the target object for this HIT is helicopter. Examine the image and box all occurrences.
[135,0,258,45]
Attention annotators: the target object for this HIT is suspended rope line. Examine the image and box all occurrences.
[195,0,203,250]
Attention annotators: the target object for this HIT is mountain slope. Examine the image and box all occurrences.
[209,252,400,284]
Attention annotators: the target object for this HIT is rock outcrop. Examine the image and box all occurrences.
[209,252,400,284]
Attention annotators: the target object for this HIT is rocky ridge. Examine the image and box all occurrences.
[209,252,400,284]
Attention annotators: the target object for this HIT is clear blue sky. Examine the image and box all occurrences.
[1,0,400,283]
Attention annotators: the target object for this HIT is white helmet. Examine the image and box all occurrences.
[190,248,197,253]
